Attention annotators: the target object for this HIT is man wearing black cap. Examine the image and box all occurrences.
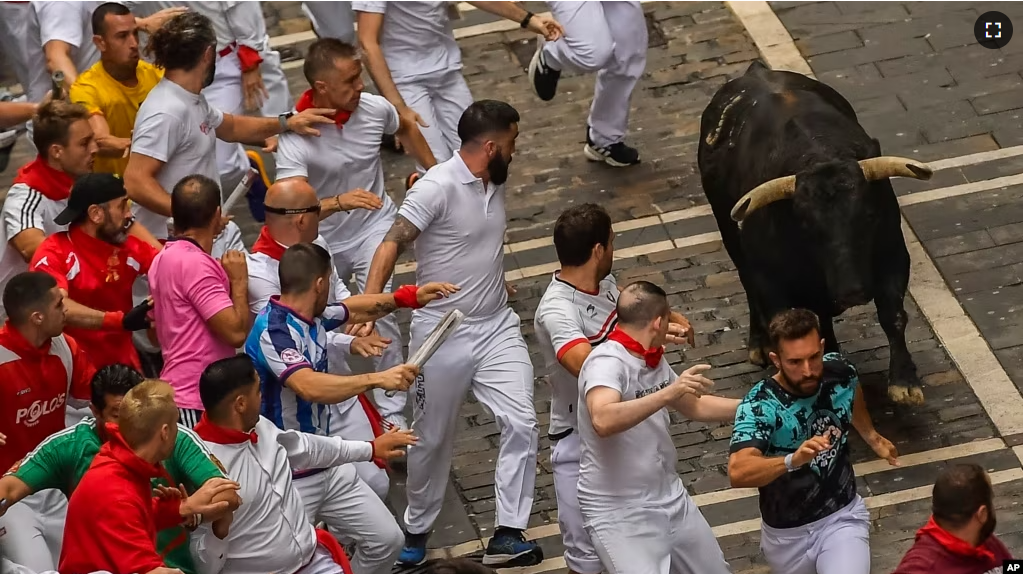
[30,172,158,373]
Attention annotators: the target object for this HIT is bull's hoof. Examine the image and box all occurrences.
[888,384,925,406]
[749,346,769,367]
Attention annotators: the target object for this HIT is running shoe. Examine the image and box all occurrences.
[482,527,543,567]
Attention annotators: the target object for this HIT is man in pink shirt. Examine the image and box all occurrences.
[149,174,251,427]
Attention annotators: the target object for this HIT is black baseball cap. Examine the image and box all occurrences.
[54,173,128,225]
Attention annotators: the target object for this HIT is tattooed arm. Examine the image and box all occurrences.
[340,294,399,324]
[365,215,422,295]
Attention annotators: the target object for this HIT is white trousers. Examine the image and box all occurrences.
[551,432,603,574]
[0,490,67,572]
[395,69,474,171]
[0,3,30,93]
[203,43,293,189]
[328,396,390,500]
[583,492,730,574]
[329,223,406,420]
[542,1,648,147]
[403,307,538,534]
[302,1,356,45]
[295,465,403,574]
[760,495,870,574]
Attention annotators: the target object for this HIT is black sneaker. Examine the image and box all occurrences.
[528,37,560,102]
[584,128,641,167]
[482,527,543,567]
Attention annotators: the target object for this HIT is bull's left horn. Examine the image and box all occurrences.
[858,157,933,182]
[730,175,796,222]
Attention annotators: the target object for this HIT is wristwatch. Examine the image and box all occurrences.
[520,11,534,28]
[278,111,295,132]
[784,453,797,472]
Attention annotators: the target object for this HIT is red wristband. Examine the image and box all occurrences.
[393,285,422,309]
[101,311,124,330]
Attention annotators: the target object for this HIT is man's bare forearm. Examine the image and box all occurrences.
[343,293,398,324]
[125,173,172,217]
[398,120,437,170]
[359,41,407,112]
[365,216,420,295]
[221,114,281,146]
[0,102,37,129]
[95,135,131,157]
[728,451,789,488]
[64,298,109,329]
[288,369,379,404]
[588,389,672,438]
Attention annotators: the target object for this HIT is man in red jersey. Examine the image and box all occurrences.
[31,173,159,372]
[0,271,94,572]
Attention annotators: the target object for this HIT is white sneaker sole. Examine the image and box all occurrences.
[583,143,636,167]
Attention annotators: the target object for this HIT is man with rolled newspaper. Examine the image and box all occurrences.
[244,242,458,574]
[365,99,544,568]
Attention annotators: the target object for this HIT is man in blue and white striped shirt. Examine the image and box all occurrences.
[245,241,456,574]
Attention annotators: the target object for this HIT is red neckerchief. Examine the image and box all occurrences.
[917,516,996,562]
[607,326,664,369]
[102,422,174,483]
[251,226,286,260]
[295,89,351,128]
[194,413,258,445]
[13,156,75,201]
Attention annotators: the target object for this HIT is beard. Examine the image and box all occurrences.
[780,370,821,397]
[487,151,510,185]
[96,216,128,245]
[979,505,997,542]
[202,59,216,88]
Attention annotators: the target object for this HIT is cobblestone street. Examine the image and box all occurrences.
[1,2,1020,573]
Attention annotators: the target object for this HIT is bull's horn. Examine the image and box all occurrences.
[730,175,796,222]
[858,157,933,182]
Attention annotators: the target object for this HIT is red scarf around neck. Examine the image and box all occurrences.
[14,156,75,201]
[607,326,664,368]
[917,516,996,562]
[251,226,287,260]
[194,413,259,445]
[295,89,351,128]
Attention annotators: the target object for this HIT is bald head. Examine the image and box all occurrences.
[264,179,321,244]
[617,281,670,328]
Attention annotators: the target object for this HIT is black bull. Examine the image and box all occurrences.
[697,61,934,405]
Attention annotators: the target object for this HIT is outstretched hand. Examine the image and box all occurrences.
[416,282,460,306]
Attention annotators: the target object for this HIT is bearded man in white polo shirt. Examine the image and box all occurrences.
[274,38,436,432]
[577,281,738,574]
[365,99,541,568]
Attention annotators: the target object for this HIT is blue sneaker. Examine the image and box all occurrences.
[482,528,543,567]
[397,531,429,566]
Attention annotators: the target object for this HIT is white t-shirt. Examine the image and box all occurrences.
[130,78,225,240]
[0,183,69,318]
[398,152,508,320]
[25,1,100,103]
[576,340,685,509]
[352,1,462,84]
[275,93,399,253]
[535,273,619,438]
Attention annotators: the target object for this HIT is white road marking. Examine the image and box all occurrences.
[726,2,814,76]
[927,145,1024,171]
[898,173,1023,206]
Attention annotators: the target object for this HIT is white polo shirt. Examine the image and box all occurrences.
[0,183,68,319]
[275,93,399,254]
[24,1,100,103]
[130,78,225,240]
[576,340,685,510]
[352,1,461,84]
[535,273,619,439]
[398,152,507,320]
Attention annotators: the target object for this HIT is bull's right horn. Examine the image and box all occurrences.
[858,157,933,182]
[730,175,797,222]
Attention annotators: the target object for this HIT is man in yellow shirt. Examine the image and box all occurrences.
[70,2,167,176]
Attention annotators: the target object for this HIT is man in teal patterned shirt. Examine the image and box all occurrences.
[728,308,899,574]
[0,364,227,574]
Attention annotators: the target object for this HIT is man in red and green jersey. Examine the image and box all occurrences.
[0,363,226,574]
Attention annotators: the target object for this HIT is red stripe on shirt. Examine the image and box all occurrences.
[588,310,618,343]
[557,338,589,361]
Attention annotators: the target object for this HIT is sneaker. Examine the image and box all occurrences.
[245,150,272,222]
[583,127,641,167]
[482,528,543,567]
[528,37,560,102]
[405,172,420,191]
[397,531,429,566]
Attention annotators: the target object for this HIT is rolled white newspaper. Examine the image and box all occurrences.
[385,309,465,397]
[223,168,258,214]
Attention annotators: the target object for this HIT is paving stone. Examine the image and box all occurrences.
[994,346,1023,392]
[972,89,1024,115]
[924,230,996,257]
[960,156,1024,183]
[937,243,1023,276]
[795,31,864,56]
